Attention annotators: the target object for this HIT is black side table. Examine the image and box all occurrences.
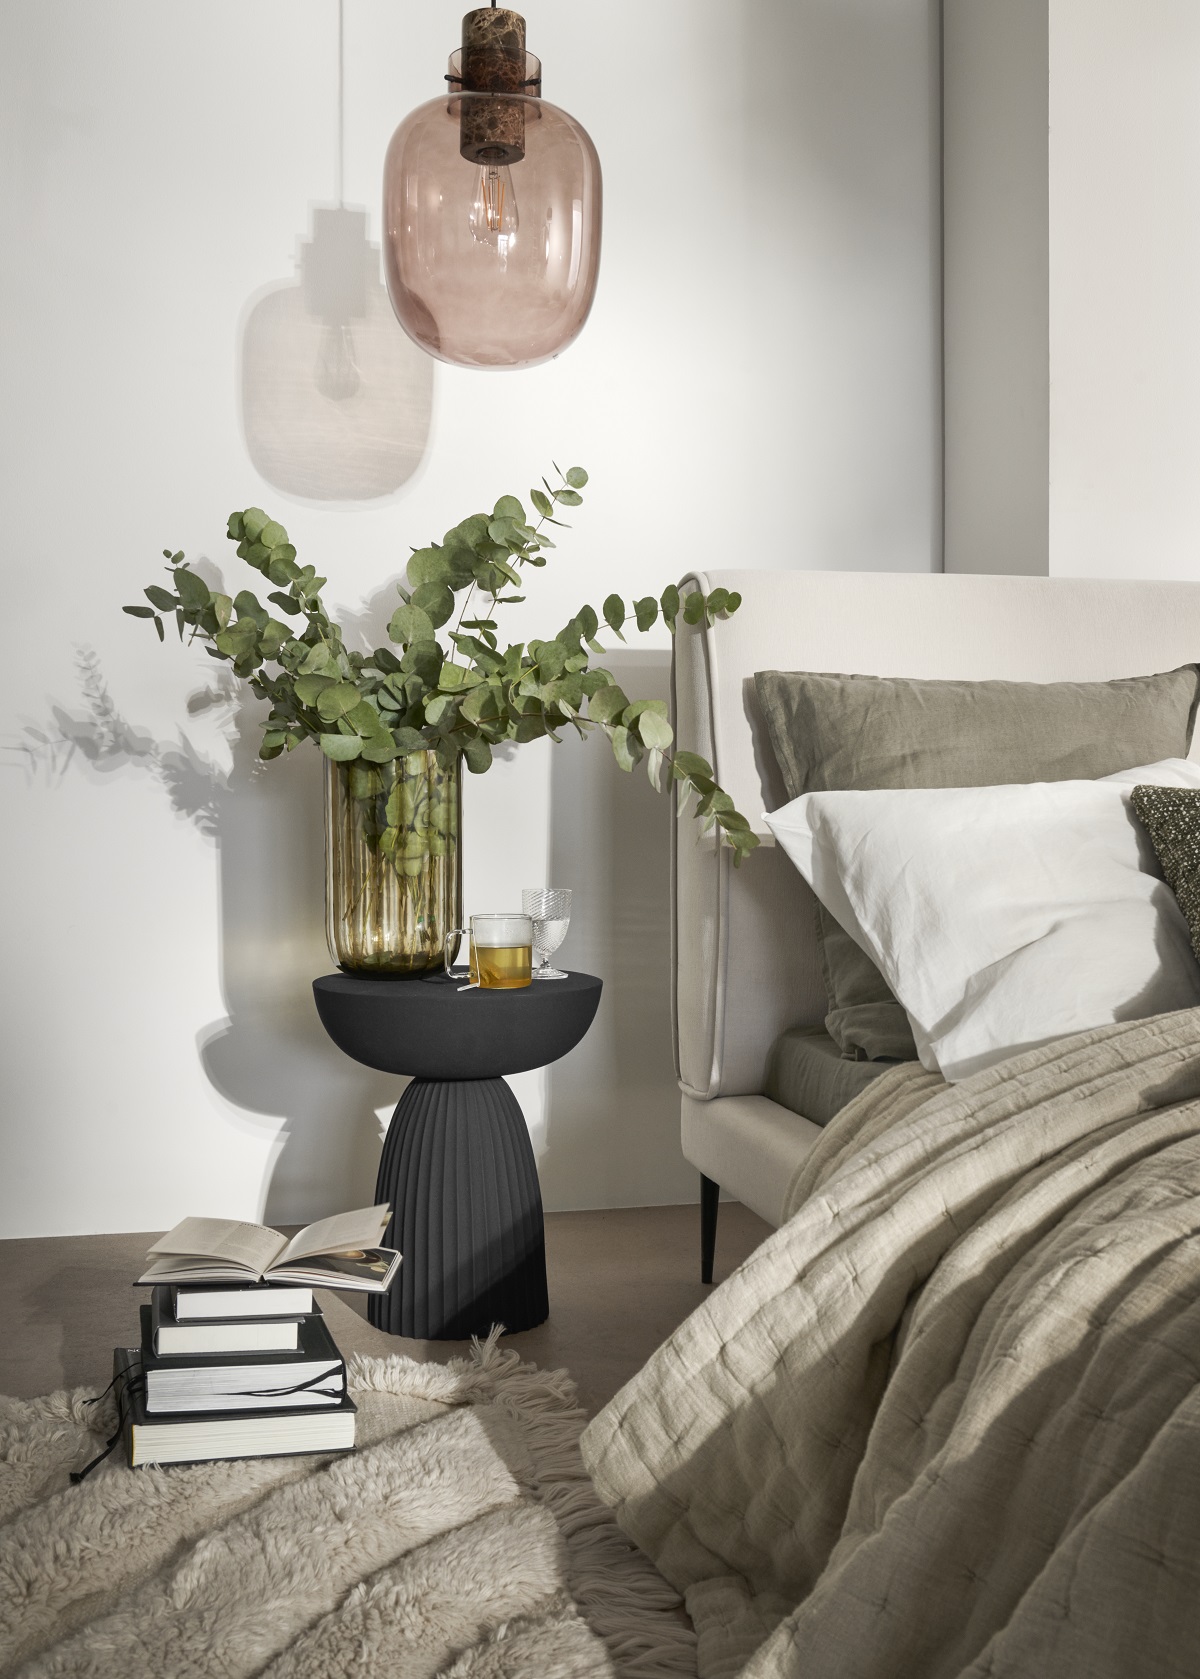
[312,971,602,1340]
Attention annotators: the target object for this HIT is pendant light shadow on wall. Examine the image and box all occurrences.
[240,2,433,502]
[383,6,602,370]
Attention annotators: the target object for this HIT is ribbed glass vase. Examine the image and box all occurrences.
[325,753,462,975]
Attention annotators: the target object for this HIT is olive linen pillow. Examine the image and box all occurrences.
[1131,784,1200,966]
[755,665,1200,1062]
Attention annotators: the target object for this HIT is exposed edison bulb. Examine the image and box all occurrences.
[469,164,519,253]
[314,322,362,401]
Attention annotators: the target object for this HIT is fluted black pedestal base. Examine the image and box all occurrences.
[368,1076,549,1340]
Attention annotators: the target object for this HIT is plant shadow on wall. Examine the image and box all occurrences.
[13,648,400,1223]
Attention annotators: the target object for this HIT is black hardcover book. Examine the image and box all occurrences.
[138,1305,346,1414]
[150,1287,307,1357]
[113,1348,357,1468]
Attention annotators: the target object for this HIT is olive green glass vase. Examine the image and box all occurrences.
[324,753,462,975]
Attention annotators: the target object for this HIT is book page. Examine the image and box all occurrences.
[137,1255,261,1286]
[267,1248,399,1290]
[145,1218,287,1274]
[279,1205,391,1264]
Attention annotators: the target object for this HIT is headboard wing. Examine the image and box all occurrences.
[671,569,1200,1100]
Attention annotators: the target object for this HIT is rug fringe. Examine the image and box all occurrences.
[347,1339,697,1679]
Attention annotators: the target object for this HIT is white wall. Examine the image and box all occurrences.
[943,0,1048,576]
[1049,0,1200,579]
[943,0,1200,582]
[0,0,940,1238]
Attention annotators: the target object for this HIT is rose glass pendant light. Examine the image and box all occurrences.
[383,6,602,369]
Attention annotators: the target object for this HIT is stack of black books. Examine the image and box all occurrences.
[114,1205,400,1469]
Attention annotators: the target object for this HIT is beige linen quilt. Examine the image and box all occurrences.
[582,1009,1200,1679]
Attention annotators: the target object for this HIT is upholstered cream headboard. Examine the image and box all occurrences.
[671,569,1200,1103]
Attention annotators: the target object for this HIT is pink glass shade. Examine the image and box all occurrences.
[383,87,602,370]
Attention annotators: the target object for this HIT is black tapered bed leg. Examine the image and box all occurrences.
[700,1173,719,1284]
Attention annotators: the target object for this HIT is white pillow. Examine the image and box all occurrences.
[764,758,1200,1082]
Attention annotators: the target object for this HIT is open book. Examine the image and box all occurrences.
[138,1205,400,1294]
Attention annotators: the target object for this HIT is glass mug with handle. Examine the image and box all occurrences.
[444,913,534,989]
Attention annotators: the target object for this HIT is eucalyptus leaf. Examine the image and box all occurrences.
[622,699,668,723]
[610,725,640,772]
[406,546,451,588]
[388,602,435,647]
[463,736,492,773]
[319,732,362,761]
[233,590,268,630]
[402,640,443,686]
[409,580,455,628]
[174,567,210,611]
[635,709,673,751]
[425,693,457,725]
[588,683,629,724]
[214,619,258,660]
[359,735,402,763]
[535,640,568,682]
[672,749,716,781]
[316,682,362,722]
[437,661,476,693]
[291,673,334,707]
[258,619,290,660]
[347,699,390,737]
[602,595,626,639]
[267,556,299,587]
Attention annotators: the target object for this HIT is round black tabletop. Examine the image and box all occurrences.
[312,970,603,1080]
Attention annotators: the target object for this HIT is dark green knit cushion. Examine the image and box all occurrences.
[1132,784,1200,964]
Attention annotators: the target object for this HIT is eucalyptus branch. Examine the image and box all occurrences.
[124,467,760,866]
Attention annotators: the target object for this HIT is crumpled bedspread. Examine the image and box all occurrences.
[581,1009,1200,1678]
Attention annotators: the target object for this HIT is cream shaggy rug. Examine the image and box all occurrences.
[0,1336,696,1679]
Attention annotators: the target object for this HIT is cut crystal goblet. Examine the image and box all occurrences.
[521,888,572,980]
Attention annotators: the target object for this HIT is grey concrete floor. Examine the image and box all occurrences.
[0,1202,771,1418]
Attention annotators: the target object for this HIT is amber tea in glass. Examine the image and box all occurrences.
[445,914,533,988]
[474,942,532,988]
[471,915,532,988]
